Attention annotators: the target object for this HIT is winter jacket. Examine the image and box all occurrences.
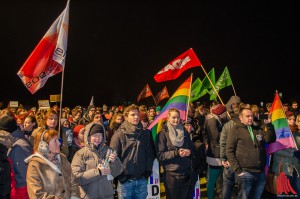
[156,123,194,173]
[110,121,154,179]
[226,121,276,174]
[219,115,239,161]
[71,122,122,199]
[0,145,11,198]
[25,153,80,199]
[0,130,14,198]
[8,129,33,188]
[204,114,224,159]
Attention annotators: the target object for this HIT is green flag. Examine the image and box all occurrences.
[209,66,233,100]
[198,68,216,98]
[190,68,215,102]
[190,78,202,102]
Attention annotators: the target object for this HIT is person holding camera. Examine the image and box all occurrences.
[71,122,122,199]
[156,108,194,199]
[110,104,155,199]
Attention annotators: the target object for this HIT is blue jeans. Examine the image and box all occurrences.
[117,178,147,199]
[236,171,266,199]
[222,166,236,199]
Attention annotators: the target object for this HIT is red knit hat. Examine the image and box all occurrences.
[73,125,85,138]
[285,111,294,118]
[211,104,227,115]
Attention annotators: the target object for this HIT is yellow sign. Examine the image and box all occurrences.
[50,95,61,102]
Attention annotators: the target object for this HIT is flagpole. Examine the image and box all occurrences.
[200,65,231,119]
[185,73,193,122]
[58,68,65,134]
[151,93,157,106]
[231,84,237,96]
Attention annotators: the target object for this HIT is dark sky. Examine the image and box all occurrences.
[1,1,299,109]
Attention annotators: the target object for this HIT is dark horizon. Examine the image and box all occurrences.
[1,1,299,109]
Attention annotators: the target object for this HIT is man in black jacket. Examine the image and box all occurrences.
[110,104,154,199]
[226,106,276,199]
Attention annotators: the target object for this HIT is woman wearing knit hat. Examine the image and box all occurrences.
[205,103,228,199]
[71,123,122,199]
[67,125,85,162]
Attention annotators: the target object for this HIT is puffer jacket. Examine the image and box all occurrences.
[71,122,122,199]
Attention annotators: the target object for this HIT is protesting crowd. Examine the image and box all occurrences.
[0,96,299,199]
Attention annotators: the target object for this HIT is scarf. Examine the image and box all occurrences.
[48,154,61,169]
[167,121,184,147]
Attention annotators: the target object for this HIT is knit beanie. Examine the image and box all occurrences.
[211,104,227,116]
[73,125,85,138]
[0,116,18,133]
[285,111,294,118]
[89,124,104,136]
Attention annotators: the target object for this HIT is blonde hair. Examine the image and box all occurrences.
[168,108,180,117]
[296,114,300,126]
[123,104,139,117]
[110,113,124,128]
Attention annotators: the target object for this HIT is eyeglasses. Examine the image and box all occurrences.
[90,109,96,112]
[91,133,103,138]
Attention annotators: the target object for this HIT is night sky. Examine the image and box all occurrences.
[1,1,299,109]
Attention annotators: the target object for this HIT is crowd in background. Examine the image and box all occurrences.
[0,97,299,199]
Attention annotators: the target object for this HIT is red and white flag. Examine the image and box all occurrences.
[137,84,153,102]
[154,48,201,82]
[17,1,69,94]
[154,86,169,104]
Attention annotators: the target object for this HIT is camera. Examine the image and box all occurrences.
[257,113,269,120]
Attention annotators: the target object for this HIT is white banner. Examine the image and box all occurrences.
[147,159,160,199]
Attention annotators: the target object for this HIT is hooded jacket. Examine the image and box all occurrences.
[71,122,122,199]
[25,152,80,199]
[8,129,33,189]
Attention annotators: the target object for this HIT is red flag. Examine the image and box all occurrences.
[154,48,201,82]
[154,86,169,104]
[137,84,153,102]
[17,1,69,94]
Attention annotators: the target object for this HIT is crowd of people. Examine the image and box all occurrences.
[0,97,299,199]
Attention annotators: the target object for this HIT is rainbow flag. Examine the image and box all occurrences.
[148,76,192,141]
[265,92,297,155]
